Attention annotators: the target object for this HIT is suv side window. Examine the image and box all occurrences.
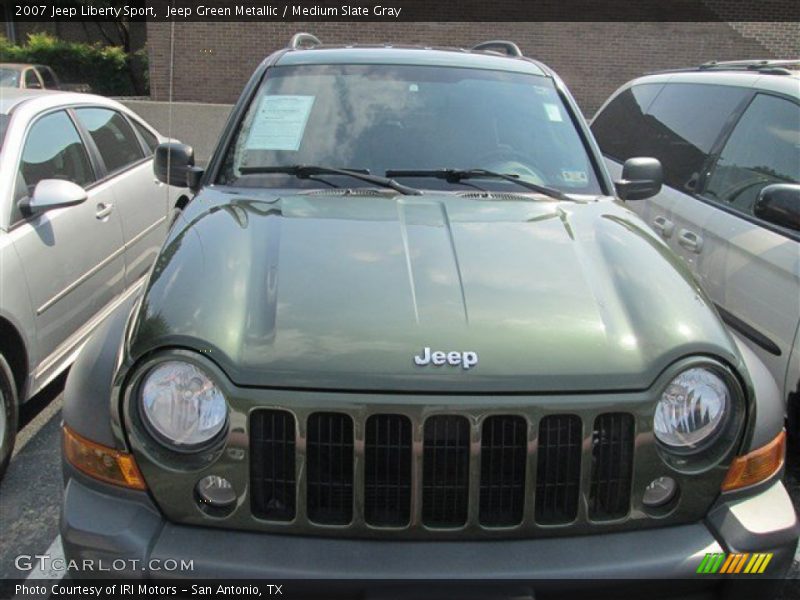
[703,94,800,217]
[74,108,145,175]
[591,83,663,162]
[593,83,748,191]
[13,110,95,224]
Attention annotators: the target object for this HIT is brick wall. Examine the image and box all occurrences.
[702,1,800,57]
[725,22,800,57]
[146,21,786,116]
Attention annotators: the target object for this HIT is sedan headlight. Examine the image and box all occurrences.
[654,367,730,451]
[140,361,228,450]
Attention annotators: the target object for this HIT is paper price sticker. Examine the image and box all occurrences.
[544,103,564,122]
[245,95,315,151]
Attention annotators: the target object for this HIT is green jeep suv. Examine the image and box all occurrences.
[60,35,798,597]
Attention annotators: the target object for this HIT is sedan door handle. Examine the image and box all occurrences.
[652,216,674,238]
[95,202,114,220]
[677,228,703,253]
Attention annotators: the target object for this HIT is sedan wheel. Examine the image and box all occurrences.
[0,354,18,482]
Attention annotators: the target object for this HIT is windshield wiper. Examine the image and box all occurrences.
[385,168,570,201]
[239,165,422,196]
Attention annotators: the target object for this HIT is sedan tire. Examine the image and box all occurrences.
[0,353,18,483]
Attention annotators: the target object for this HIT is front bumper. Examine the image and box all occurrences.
[60,465,798,597]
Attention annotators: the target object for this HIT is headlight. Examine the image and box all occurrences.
[140,361,227,450]
[653,367,729,451]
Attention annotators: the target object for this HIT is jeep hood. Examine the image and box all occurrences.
[129,190,738,392]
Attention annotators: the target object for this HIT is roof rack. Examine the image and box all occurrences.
[655,59,800,76]
[700,59,800,75]
[700,59,800,69]
[471,41,523,58]
[289,33,322,50]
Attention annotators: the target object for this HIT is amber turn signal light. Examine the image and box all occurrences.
[721,430,785,492]
[63,425,147,490]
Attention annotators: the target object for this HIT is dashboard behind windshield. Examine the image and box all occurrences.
[218,64,602,195]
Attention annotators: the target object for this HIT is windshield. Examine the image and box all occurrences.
[218,64,602,195]
[0,68,20,88]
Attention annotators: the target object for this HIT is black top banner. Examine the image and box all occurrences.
[4,0,800,22]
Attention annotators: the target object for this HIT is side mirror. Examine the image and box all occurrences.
[615,157,663,201]
[753,183,800,232]
[154,142,203,191]
[18,179,87,216]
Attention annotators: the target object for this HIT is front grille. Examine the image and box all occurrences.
[365,414,412,526]
[480,416,527,526]
[306,412,354,525]
[422,415,470,527]
[589,413,635,520]
[250,410,296,521]
[249,409,636,536]
[535,415,582,525]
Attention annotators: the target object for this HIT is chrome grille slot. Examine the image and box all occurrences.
[479,415,527,526]
[306,412,354,525]
[535,414,582,525]
[422,415,470,527]
[590,413,635,520]
[365,414,412,526]
[250,410,296,521]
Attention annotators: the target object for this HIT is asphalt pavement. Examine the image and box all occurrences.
[0,375,65,597]
[1,376,799,599]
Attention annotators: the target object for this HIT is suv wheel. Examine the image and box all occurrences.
[0,354,18,482]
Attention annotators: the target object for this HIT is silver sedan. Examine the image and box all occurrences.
[0,89,185,478]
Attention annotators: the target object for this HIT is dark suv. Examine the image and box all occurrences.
[60,37,797,597]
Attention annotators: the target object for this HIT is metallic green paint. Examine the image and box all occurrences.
[128,189,742,393]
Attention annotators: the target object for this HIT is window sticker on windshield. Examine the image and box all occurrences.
[245,95,315,151]
[544,103,563,122]
[561,169,588,186]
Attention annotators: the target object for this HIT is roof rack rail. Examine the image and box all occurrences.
[651,58,800,77]
[696,59,800,75]
[290,33,322,50]
[471,41,523,58]
[699,59,800,69]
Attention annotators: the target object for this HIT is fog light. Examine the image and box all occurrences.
[643,476,677,507]
[196,475,236,508]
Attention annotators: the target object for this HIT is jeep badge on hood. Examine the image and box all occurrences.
[414,347,478,369]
